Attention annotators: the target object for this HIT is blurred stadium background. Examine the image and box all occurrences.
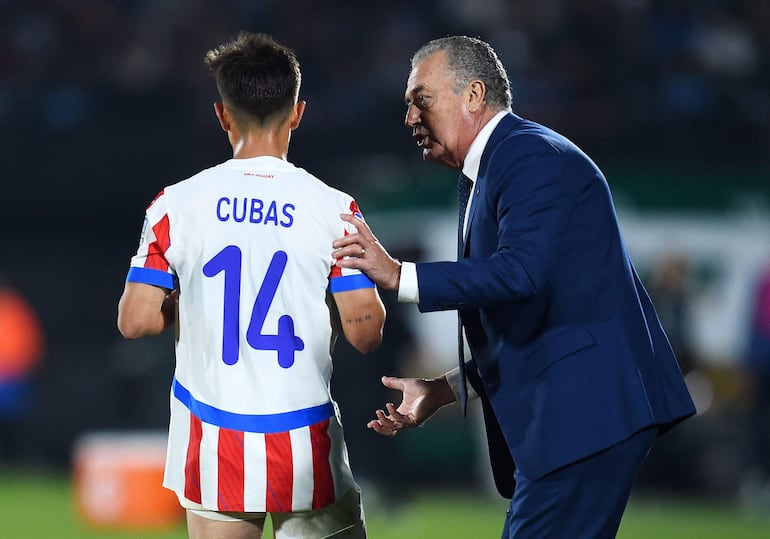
[1,0,769,537]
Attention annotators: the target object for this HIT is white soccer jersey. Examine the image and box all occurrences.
[125,156,375,513]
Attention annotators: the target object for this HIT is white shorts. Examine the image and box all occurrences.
[187,487,366,538]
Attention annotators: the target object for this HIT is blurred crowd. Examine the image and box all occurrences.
[1,1,768,190]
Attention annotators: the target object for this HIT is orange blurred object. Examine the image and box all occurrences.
[0,289,43,379]
[73,431,184,530]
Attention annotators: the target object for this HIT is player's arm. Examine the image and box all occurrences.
[117,282,175,339]
[332,288,385,354]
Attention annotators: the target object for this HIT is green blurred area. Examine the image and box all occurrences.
[1,470,768,539]
[353,161,770,215]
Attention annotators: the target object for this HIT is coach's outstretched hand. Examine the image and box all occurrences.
[367,375,456,436]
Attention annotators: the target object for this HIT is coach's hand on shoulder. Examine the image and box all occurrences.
[367,375,456,437]
[332,214,402,291]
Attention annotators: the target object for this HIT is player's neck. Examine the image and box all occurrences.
[230,126,291,160]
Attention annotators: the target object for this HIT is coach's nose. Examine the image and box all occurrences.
[404,104,420,128]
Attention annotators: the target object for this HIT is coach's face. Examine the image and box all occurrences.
[404,51,477,169]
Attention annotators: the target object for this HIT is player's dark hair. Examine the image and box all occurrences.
[205,32,301,127]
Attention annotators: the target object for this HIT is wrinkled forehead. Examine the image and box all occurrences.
[404,52,451,98]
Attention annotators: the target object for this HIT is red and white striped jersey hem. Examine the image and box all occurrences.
[164,394,357,513]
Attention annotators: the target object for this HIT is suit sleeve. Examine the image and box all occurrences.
[417,136,580,312]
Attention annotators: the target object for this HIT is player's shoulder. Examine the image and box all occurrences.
[288,163,356,203]
[179,162,225,185]
[156,159,358,213]
[158,162,226,199]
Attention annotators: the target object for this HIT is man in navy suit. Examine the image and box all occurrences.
[333,35,695,538]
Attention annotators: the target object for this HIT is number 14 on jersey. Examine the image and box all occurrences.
[203,247,304,368]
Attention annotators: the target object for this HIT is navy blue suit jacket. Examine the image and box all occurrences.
[416,113,695,498]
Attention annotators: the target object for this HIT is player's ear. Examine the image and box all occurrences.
[289,100,306,131]
[213,102,230,132]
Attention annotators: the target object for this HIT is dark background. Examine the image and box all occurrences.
[1,0,769,499]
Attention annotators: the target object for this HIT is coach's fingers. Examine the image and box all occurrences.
[367,420,397,436]
[332,231,362,249]
[381,376,406,392]
[378,407,404,428]
[339,213,377,241]
[367,409,401,436]
[385,402,417,428]
[332,242,366,261]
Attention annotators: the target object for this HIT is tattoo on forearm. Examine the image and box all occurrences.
[344,314,372,325]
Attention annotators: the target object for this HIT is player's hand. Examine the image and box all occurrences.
[367,376,454,437]
[332,214,401,291]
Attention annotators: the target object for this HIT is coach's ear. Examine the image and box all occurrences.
[467,80,487,113]
[289,100,306,131]
[213,101,231,132]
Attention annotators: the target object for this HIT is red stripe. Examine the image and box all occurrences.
[145,214,171,271]
[265,431,293,512]
[217,428,245,511]
[147,189,165,209]
[330,217,352,279]
[184,414,203,504]
[310,419,334,509]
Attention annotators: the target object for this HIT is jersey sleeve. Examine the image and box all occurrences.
[125,190,177,290]
[328,199,375,293]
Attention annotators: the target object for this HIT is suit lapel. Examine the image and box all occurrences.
[461,113,521,251]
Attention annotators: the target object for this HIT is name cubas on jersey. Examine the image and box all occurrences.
[215,196,295,228]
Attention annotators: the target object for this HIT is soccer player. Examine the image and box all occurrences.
[117,32,384,539]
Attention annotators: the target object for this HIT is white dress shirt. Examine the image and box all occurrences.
[397,111,509,401]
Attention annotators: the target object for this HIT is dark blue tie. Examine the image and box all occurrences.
[458,173,472,248]
[456,173,473,415]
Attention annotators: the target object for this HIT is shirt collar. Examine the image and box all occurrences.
[461,110,508,183]
[223,155,294,170]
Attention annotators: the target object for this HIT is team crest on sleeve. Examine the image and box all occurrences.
[138,215,149,245]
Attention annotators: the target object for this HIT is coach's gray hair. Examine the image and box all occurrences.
[411,36,512,112]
